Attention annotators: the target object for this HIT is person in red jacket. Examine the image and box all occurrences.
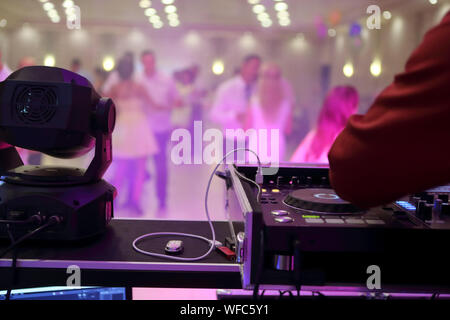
[328,11,450,209]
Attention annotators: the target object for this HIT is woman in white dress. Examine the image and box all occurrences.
[290,86,359,164]
[245,62,293,163]
[107,56,159,215]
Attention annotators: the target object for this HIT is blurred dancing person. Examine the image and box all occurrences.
[291,86,358,164]
[137,50,182,214]
[210,54,261,131]
[173,65,207,133]
[70,58,92,82]
[0,51,11,81]
[18,56,36,69]
[246,62,293,162]
[108,56,159,215]
[210,55,261,163]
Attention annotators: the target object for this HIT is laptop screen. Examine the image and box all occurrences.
[0,287,128,300]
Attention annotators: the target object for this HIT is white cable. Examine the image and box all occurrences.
[132,148,262,261]
[233,167,262,202]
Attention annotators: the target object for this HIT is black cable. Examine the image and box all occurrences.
[293,240,302,299]
[313,291,325,298]
[0,216,60,259]
[252,230,265,300]
[431,293,440,300]
[0,216,41,225]
[2,216,60,300]
[4,223,17,301]
[279,290,294,300]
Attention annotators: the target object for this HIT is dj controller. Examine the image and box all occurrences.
[228,164,450,293]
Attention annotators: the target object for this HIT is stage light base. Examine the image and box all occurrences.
[0,178,116,241]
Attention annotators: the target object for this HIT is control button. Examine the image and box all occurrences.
[325,218,345,224]
[271,210,289,216]
[261,188,267,193]
[274,216,293,223]
[302,215,321,219]
[272,189,280,193]
[305,218,324,224]
[342,216,361,219]
[290,176,300,186]
[365,219,385,225]
[345,219,366,224]
[276,176,286,186]
[416,201,432,220]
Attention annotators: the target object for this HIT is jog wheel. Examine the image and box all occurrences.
[284,188,362,214]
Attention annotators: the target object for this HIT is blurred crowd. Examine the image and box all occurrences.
[0,50,359,216]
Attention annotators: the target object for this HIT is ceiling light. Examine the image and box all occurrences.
[212,59,225,75]
[257,12,269,21]
[274,2,288,11]
[139,0,151,8]
[145,8,157,16]
[50,15,61,23]
[343,62,354,78]
[62,0,74,8]
[47,9,58,18]
[43,2,54,10]
[252,4,265,14]
[370,59,382,77]
[277,11,289,19]
[261,19,273,28]
[167,12,178,20]
[44,54,56,67]
[102,56,115,71]
[153,21,164,29]
[279,18,291,26]
[169,19,180,27]
[149,15,161,23]
[165,5,177,14]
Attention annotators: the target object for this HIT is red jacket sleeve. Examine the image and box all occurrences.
[328,12,450,208]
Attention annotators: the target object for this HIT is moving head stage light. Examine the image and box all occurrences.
[0,66,116,241]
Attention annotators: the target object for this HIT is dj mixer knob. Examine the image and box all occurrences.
[290,176,300,186]
[416,200,433,221]
[277,176,286,186]
[320,176,329,186]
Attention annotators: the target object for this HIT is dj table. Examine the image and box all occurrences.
[0,219,243,289]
